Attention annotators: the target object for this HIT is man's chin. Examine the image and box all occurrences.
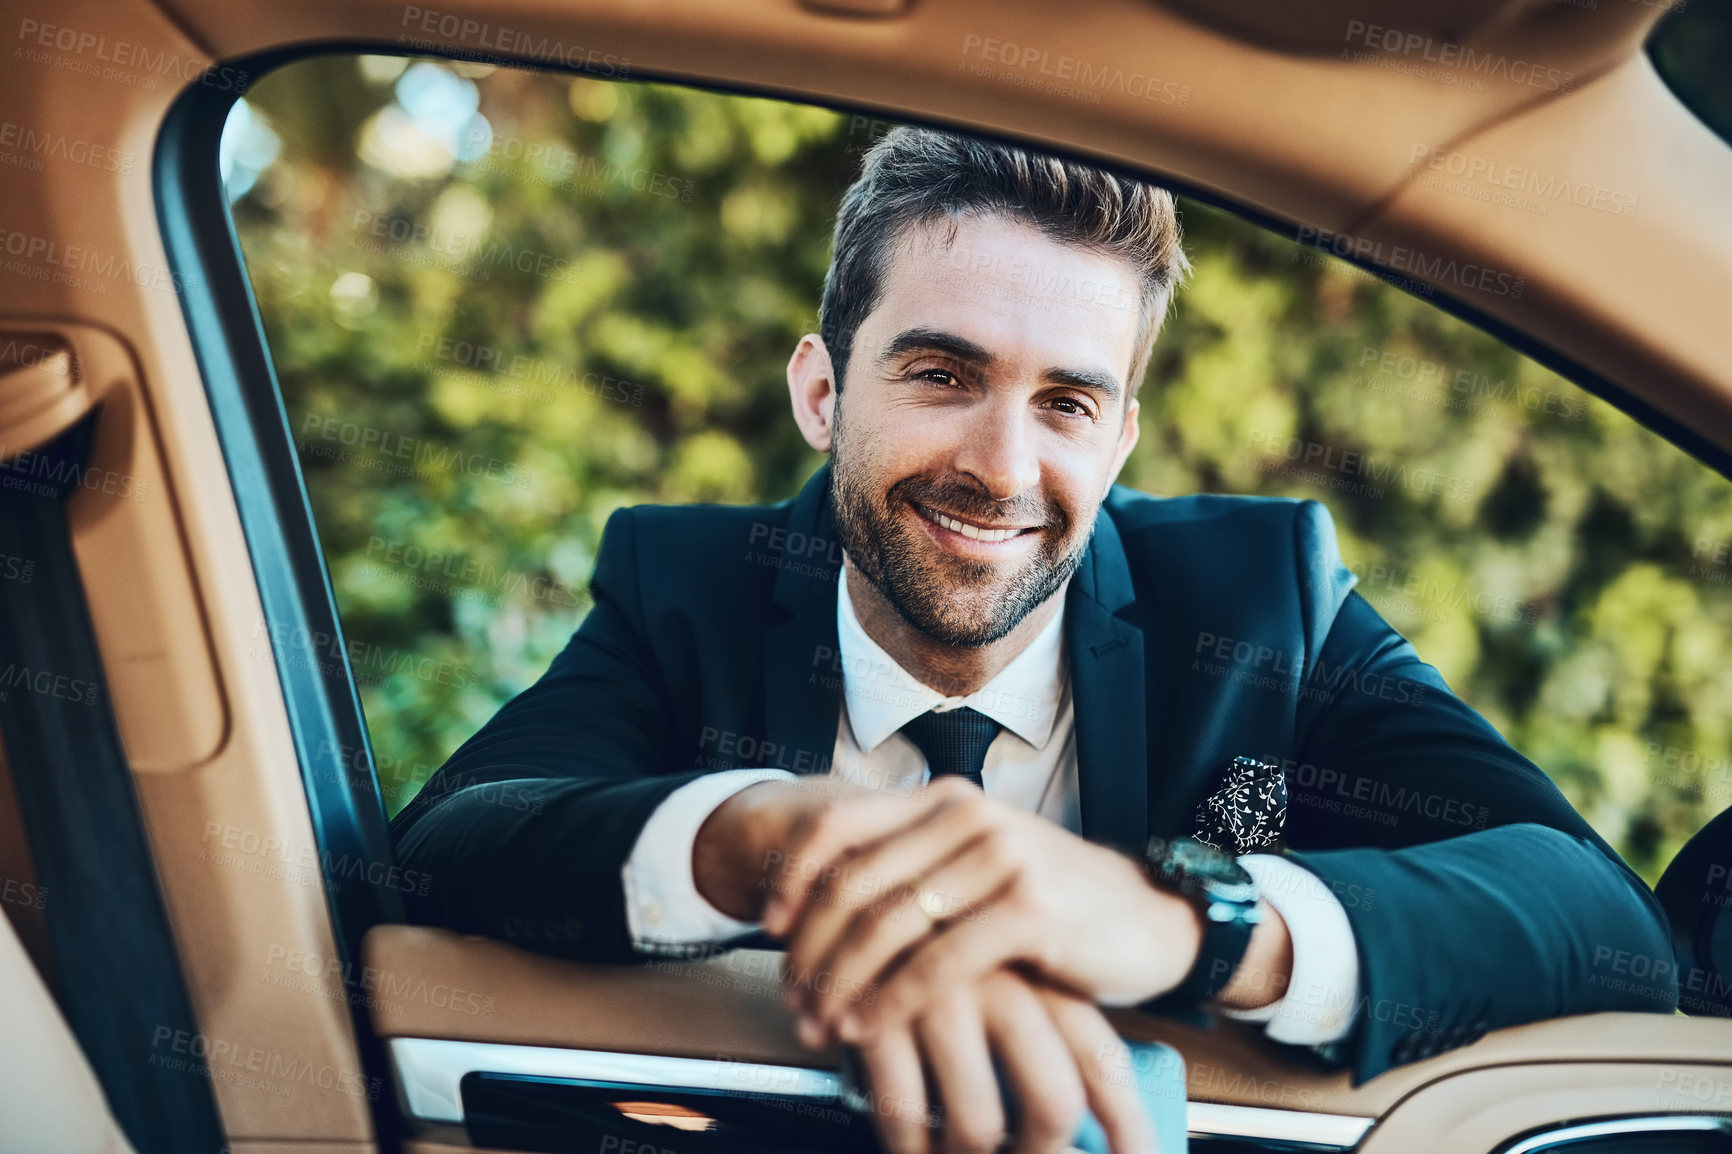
[885,580,1041,648]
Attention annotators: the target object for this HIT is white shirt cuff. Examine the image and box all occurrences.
[621,769,797,955]
[1217,854,1362,1046]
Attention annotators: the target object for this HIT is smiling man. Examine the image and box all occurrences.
[392,127,1677,1154]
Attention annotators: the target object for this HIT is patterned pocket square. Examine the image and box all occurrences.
[1191,755,1288,854]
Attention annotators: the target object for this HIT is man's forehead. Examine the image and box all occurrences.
[891,215,1139,303]
[874,214,1144,371]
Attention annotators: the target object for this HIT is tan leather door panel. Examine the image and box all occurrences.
[1361,1062,1732,1153]
[365,925,829,1068]
[365,922,1732,1149]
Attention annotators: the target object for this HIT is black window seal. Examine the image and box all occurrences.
[154,44,411,1152]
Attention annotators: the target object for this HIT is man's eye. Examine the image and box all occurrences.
[917,369,963,387]
[1045,396,1093,417]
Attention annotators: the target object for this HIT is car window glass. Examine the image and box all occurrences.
[228,54,1732,884]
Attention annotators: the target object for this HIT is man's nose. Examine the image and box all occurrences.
[952,395,1041,502]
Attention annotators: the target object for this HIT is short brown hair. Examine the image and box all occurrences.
[819,126,1189,397]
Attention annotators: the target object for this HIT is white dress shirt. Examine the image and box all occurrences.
[622,564,1361,1046]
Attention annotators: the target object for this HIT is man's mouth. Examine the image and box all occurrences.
[913,502,1040,544]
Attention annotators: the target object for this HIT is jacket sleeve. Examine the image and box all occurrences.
[1275,501,1677,1084]
[389,507,711,962]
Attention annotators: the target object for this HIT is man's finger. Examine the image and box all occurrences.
[761,787,943,936]
[780,786,995,988]
[1037,988,1161,1154]
[843,907,1042,1042]
[982,975,1085,1154]
[857,1024,935,1154]
[805,844,1018,1038]
[892,828,1018,928]
[796,887,940,1039]
[912,985,1006,1154]
[781,826,977,1016]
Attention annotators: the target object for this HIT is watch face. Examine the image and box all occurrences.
[1170,839,1258,904]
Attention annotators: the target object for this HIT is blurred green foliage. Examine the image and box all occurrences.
[232,55,1732,882]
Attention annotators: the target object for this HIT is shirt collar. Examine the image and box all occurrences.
[836,563,1068,754]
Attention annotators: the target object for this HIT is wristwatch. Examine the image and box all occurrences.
[1136,836,1263,1018]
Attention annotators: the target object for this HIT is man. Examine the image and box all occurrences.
[392,127,1677,1154]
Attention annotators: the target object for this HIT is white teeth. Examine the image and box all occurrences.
[932,511,1020,543]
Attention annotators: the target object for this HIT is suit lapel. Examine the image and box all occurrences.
[1067,506,1152,852]
[763,464,845,776]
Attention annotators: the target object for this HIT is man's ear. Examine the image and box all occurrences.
[1105,395,1142,494]
[787,334,839,453]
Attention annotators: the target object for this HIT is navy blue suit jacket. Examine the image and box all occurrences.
[391,463,1677,1083]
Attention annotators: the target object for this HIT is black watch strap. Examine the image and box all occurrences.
[1136,837,1262,1018]
[1137,904,1257,1016]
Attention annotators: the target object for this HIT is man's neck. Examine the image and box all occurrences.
[844,557,1064,699]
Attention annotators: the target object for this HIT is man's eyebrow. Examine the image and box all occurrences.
[1046,367,1122,401]
[880,328,1124,400]
[878,328,994,366]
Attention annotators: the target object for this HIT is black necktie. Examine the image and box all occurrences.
[900,707,1002,788]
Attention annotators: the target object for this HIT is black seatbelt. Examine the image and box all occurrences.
[0,416,228,1154]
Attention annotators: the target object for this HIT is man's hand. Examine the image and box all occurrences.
[768,777,1192,1041]
[763,777,1290,1047]
[691,776,931,921]
[848,966,1159,1154]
